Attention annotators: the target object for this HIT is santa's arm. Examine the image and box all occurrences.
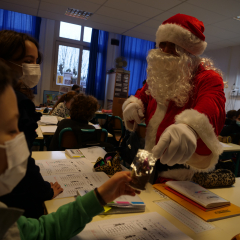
[175,70,226,172]
[122,83,149,131]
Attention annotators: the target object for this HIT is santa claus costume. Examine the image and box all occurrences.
[122,14,226,181]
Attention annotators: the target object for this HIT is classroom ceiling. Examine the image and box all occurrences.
[1,0,240,51]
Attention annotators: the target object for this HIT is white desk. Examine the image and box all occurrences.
[36,124,113,138]
[32,151,240,240]
[35,127,43,140]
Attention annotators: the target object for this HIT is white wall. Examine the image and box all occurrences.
[33,18,55,106]
[106,33,121,70]
[204,45,240,112]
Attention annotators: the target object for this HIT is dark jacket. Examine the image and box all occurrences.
[220,120,240,144]
[49,118,96,150]
[0,91,53,219]
[225,118,234,126]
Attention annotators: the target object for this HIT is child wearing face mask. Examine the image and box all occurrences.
[50,91,78,121]
[0,30,62,219]
[220,109,240,144]
[0,62,139,240]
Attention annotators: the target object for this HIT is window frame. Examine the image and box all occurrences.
[51,21,91,90]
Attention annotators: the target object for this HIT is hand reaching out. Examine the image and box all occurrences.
[152,123,197,166]
[50,182,63,199]
[97,171,140,204]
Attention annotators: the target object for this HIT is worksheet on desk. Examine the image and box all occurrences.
[80,146,107,162]
[35,159,93,176]
[43,172,109,198]
[40,126,57,133]
[72,212,193,240]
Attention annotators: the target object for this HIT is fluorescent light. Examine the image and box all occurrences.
[65,8,93,20]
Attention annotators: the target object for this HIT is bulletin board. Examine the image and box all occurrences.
[43,90,64,106]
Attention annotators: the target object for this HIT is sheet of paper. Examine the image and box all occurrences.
[72,212,192,240]
[155,200,215,233]
[35,159,93,176]
[92,124,101,129]
[40,126,57,133]
[220,142,232,148]
[43,172,109,198]
[80,146,107,162]
[40,115,58,125]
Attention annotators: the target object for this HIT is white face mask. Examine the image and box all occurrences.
[20,63,41,88]
[0,132,30,196]
[9,61,41,88]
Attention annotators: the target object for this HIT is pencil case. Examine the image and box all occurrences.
[94,152,122,175]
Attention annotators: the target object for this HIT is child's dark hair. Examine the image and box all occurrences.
[50,91,78,114]
[70,94,99,121]
[227,110,237,119]
[72,84,80,91]
[0,30,42,100]
[0,62,14,96]
[0,30,42,64]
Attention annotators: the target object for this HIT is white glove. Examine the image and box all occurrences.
[123,103,144,131]
[152,123,197,166]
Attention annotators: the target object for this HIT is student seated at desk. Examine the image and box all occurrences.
[72,84,80,93]
[225,110,237,126]
[221,109,240,144]
[0,31,62,219]
[50,91,77,121]
[0,63,140,240]
[49,93,98,150]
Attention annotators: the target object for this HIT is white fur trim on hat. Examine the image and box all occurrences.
[175,109,223,172]
[156,23,207,56]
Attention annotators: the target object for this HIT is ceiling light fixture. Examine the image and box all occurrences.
[65,8,93,20]
[233,16,240,21]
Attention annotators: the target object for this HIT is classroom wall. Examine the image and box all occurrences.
[204,45,240,112]
[33,18,55,106]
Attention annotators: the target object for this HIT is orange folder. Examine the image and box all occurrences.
[153,183,240,222]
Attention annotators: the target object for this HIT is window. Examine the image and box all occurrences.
[59,22,81,41]
[53,21,92,90]
[83,27,92,43]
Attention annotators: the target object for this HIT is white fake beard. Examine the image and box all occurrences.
[146,48,200,107]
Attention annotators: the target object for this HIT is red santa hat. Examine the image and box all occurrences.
[156,13,207,56]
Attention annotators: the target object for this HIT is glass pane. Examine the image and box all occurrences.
[80,49,90,89]
[83,27,92,43]
[59,21,81,41]
[56,45,80,86]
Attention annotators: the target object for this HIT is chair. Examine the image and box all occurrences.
[59,127,108,150]
[102,115,125,147]
[136,123,146,139]
[94,112,108,124]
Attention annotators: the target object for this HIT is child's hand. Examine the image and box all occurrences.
[97,171,140,204]
[50,182,63,199]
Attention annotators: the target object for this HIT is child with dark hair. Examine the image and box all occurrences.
[49,94,99,150]
[221,109,240,144]
[72,84,80,93]
[225,110,237,125]
[0,62,139,239]
[0,30,62,218]
[50,91,77,120]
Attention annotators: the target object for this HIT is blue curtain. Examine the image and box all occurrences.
[0,9,41,94]
[86,29,109,100]
[121,35,155,96]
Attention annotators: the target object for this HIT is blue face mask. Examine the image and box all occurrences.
[236,120,240,127]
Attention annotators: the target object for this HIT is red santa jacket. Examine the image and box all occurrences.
[123,64,226,173]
